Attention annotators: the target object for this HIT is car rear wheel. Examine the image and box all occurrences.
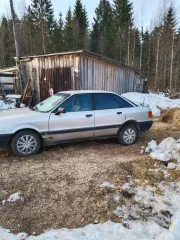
[11,130,41,157]
[117,125,138,145]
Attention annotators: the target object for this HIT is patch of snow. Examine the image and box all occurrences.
[114,182,180,231]
[122,92,180,116]
[167,163,177,170]
[150,151,171,162]
[0,100,16,110]
[122,182,132,190]
[100,181,132,190]
[7,192,21,202]
[145,140,158,153]
[0,221,168,240]
[146,138,180,163]
[1,182,180,239]
[100,182,117,189]
[113,195,120,202]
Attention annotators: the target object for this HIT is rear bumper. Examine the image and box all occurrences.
[139,121,153,132]
[0,134,11,150]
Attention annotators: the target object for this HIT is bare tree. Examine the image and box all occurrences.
[155,32,160,90]
[9,0,20,60]
[9,0,22,92]
[170,31,175,91]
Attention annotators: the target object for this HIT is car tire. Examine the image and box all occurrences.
[117,125,138,145]
[11,130,41,157]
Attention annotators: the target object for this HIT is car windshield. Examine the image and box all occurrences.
[36,93,69,112]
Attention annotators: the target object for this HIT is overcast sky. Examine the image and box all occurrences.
[1,0,180,30]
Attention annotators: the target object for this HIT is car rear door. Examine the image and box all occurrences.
[94,93,126,137]
[48,94,94,143]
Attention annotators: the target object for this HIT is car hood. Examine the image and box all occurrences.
[0,107,43,121]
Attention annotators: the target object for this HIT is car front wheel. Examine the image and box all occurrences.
[11,130,41,157]
[117,125,138,145]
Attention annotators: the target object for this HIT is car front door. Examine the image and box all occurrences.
[48,94,94,143]
[94,93,126,137]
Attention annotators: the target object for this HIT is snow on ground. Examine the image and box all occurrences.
[0,100,16,110]
[145,137,180,167]
[1,181,180,239]
[122,92,180,116]
[2,192,21,205]
[7,192,21,202]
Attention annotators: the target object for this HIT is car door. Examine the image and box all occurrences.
[48,94,94,143]
[94,93,126,137]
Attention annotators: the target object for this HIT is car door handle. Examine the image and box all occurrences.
[117,112,122,115]
[86,114,93,118]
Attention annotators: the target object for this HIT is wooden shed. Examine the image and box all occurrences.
[19,50,145,103]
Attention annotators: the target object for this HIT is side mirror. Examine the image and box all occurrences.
[55,107,66,115]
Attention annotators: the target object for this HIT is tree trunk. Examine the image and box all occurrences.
[40,0,46,54]
[155,34,160,90]
[9,0,20,60]
[127,27,130,65]
[170,31,175,91]
[140,29,143,70]
[147,36,151,81]
[132,29,136,67]
[9,0,21,93]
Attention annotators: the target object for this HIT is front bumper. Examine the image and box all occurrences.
[0,134,11,150]
[139,121,153,132]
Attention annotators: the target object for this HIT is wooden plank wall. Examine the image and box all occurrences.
[21,53,144,103]
[79,56,143,95]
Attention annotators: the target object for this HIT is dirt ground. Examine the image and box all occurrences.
[0,118,179,235]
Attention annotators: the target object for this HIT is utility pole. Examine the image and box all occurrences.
[9,0,21,93]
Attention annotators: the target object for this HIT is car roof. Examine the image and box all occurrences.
[59,90,117,95]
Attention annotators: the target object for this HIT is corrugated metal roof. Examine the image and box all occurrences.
[18,50,144,77]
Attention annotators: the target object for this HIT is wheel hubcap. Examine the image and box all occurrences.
[17,135,37,155]
[123,128,136,144]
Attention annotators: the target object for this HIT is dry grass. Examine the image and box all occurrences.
[173,109,180,128]
[159,108,180,130]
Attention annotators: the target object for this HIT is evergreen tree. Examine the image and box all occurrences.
[162,5,176,89]
[113,0,133,63]
[31,0,55,31]
[64,8,74,51]
[52,13,65,52]
[165,6,176,30]
[91,0,115,58]
[90,19,100,53]
[141,31,150,76]
[0,17,15,67]
[30,0,55,53]
[73,0,89,49]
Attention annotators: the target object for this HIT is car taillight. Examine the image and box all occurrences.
[148,111,153,118]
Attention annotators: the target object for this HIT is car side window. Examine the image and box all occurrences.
[113,95,133,108]
[60,96,74,112]
[60,94,92,112]
[95,93,119,110]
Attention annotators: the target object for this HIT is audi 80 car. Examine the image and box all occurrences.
[0,90,153,156]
